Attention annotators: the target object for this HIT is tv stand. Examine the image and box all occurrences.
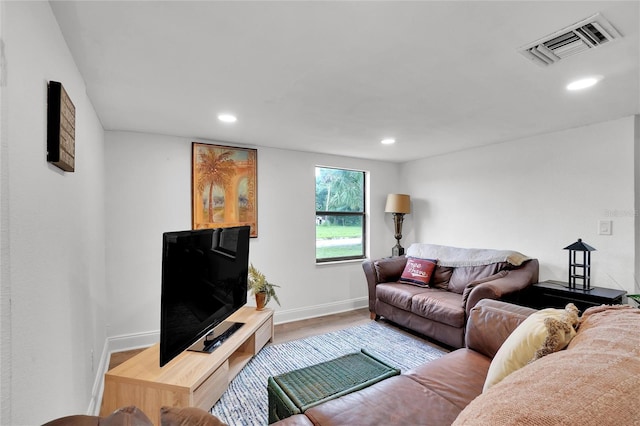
[101,307,273,425]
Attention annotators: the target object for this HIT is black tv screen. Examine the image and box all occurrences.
[160,226,250,367]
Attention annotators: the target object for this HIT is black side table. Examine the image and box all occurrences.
[527,280,627,313]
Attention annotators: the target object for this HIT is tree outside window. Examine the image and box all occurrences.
[315,166,366,262]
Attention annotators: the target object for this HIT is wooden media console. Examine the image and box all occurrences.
[101,307,274,424]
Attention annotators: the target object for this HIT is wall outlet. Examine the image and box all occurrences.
[598,220,612,235]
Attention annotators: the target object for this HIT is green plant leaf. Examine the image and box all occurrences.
[248,263,281,307]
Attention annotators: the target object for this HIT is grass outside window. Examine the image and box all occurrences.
[315,167,366,263]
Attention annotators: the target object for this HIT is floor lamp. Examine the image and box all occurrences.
[385,194,411,256]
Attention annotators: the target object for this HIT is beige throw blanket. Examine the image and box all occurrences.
[406,243,531,267]
[453,305,640,425]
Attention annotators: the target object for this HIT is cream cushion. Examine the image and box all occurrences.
[483,304,578,392]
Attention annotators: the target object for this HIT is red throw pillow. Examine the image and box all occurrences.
[399,257,437,287]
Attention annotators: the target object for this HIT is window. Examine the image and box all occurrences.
[315,166,366,262]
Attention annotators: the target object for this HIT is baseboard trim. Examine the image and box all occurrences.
[107,330,160,353]
[273,297,368,324]
[87,298,367,415]
[88,330,159,415]
[87,342,110,415]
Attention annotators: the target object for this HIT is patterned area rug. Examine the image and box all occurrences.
[211,320,446,425]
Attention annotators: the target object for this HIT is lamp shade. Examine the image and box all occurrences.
[385,194,411,214]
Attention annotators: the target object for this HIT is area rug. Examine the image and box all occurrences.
[211,321,446,425]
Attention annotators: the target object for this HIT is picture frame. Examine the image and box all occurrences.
[47,81,75,172]
[192,142,258,237]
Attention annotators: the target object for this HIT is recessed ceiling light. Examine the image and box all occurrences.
[566,77,601,91]
[381,138,396,145]
[218,113,237,123]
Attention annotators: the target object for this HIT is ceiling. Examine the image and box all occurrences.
[50,1,640,163]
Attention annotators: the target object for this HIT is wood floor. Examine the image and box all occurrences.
[103,308,447,417]
[108,307,444,370]
[271,307,372,345]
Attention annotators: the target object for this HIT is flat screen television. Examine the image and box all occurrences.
[160,225,250,367]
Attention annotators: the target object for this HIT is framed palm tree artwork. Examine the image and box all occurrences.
[192,142,258,237]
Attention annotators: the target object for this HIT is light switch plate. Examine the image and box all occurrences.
[598,220,612,235]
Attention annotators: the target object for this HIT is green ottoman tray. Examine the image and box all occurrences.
[267,349,400,423]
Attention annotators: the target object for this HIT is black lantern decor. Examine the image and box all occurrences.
[563,238,596,291]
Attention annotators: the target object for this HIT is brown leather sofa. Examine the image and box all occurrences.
[273,300,640,426]
[273,299,536,425]
[362,243,539,348]
[50,301,638,426]
[43,406,228,426]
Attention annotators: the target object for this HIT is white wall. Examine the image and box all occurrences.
[2,2,107,424]
[635,115,640,296]
[1,3,636,424]
[402,117,636,294]
[0,1,9,423]
[104,131,401,342]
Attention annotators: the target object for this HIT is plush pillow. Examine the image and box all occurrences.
[448,263,506,294]
[160,407,228,426]
[482,303,579,392]
[373,255,407,282]
[399,257,437,287]
[100,406,153,426]
[430,265,454,290]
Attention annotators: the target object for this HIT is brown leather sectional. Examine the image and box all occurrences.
[363,246,539,348]
[273,299,536,425]
[49,300,639,425]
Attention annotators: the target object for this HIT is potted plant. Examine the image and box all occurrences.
[248,264,281,310]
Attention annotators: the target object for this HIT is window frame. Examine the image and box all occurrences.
[315,166,367,263]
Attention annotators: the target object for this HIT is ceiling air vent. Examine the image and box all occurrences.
[519,13,621,66]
